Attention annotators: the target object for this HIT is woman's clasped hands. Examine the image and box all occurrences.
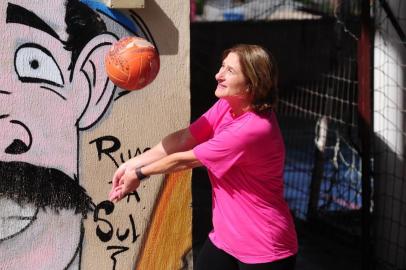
[108,162,141,203]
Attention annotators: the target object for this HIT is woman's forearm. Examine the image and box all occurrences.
[110,113,200,204]
[124,128,197,168]
[141,150,202,177]
[131,142,167,166]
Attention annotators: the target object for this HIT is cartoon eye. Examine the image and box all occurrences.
[15,43,64,87]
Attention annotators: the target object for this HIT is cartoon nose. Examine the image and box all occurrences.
[0,115,32,155]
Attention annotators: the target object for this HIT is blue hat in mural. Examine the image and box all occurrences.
[80,0,141,35]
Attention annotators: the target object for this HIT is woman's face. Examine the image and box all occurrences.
[214,52,249,101]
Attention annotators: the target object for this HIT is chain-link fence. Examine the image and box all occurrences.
[191,1,405,269]
[373,0,406,269]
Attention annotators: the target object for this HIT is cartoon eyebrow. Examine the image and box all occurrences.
[6,3,60,41]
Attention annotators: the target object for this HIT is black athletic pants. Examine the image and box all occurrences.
[196,238,296,270]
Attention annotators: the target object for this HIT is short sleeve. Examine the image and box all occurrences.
[189,115,212,144]
[189,99,226,143]
[193,129,244,179]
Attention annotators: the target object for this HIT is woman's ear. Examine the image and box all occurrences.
[245,85,253,96]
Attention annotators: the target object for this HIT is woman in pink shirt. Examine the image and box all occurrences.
[109,44,298,270]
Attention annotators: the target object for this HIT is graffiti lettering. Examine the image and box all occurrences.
[89,136,151,268]
[94,201,141,269]
[89,134,150,202]
[127,191,141,203]
[94,201,140,243]
[90,135,121,167]
[107,246,129,270]
[116,214,139,242]
[89,135,151,168]
[94,200,114,242]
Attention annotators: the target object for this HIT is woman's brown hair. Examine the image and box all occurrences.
[222,44,279,113]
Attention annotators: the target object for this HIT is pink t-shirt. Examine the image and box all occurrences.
[189,99,298,264]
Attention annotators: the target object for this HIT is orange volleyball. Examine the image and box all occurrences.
[105,36,160,90]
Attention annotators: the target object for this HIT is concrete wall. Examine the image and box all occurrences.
[0,1,191,269]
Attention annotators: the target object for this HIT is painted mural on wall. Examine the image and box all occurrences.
[0,1,191,269]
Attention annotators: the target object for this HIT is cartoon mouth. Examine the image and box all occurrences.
[0,198,38,242]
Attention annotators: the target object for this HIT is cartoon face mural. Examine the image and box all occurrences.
[0,0,192,269]
[0,0,155,269]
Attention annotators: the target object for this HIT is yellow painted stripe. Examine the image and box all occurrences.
[135,170,192,269]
